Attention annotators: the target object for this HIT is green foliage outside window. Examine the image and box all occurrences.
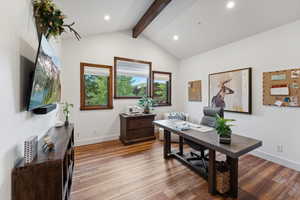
[117,75,147,97]
[153,81,169,104]
[84,75,108,106]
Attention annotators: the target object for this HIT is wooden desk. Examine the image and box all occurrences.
[153,120,262,198]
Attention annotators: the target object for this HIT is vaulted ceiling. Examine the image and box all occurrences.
[58,0,300,59]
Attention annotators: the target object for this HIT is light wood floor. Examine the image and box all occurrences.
[71,139,300,200]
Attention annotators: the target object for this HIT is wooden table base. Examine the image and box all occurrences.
[163,129,239,198]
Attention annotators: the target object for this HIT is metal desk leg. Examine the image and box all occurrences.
[179,136,184,156]
[227,156,239,198]
[163,130,171,159]
[208,149,216,195]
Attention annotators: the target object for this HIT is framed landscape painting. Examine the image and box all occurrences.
[209,68,252,114]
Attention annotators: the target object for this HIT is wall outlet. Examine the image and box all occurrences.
[277,145,283,153]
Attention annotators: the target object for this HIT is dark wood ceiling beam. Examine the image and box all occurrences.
[132,0,172,38]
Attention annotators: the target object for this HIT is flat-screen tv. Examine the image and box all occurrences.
[28,35,61,111]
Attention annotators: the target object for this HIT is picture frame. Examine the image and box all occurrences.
[151,71,172,106]
[188,80,202,102]
[209,68,252,114]
[263,68,300,107]
[114,57,152,99]
[80,62,113,110]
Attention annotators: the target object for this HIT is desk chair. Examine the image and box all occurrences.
[185,107,224,171]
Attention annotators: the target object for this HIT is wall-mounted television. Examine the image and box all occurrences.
[27,35,61,112]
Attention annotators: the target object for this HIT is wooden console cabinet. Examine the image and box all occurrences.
[12,125,75,200]
[120,113,156,145]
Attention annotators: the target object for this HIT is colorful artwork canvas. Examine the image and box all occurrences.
[209,68,252,114]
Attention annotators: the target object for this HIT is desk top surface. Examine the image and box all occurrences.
[120,113,156,118]
[153,120,262,158]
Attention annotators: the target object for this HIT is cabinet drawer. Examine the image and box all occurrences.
[127,128,154,139]
[127,118,154,130]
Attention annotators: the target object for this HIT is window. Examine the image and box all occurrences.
[152,71,172,106]
[80,63,113,110]
[114,57,152,99]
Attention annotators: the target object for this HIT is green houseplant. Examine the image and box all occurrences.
[61,102,74,126]
[138,96,155,114]
[215,114,235,144]
[33,0,81,40]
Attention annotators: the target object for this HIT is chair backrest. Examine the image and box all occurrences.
[201,107,224,128]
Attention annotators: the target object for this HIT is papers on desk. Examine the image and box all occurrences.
[172,121,214,132]
[187,122,214,132]
[172,121,191,131]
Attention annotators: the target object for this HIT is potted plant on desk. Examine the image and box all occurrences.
[138,96,155,114]
[216,115,235,144]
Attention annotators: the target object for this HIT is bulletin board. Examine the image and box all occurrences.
[188,80,202,101]
[263,68,300,107]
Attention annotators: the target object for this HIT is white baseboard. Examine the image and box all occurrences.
[251,150,300,172]
[75,135,119,146]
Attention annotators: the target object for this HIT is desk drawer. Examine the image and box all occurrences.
[127,128,154,139]
[127,118,154,130]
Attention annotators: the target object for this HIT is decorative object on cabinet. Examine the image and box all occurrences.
[263,68,300,107]
[24,136,38,164]
[188,80,202,101]
[12,125,75,200]
[126,105,141,114]
[137,96,155,114]
[114,57,152,99]
[33,0,81,40]
[209,68,252,114]
[119,113,156,145]
[61,102,74,126]
[42,136,55,152]
[152,71,172,106]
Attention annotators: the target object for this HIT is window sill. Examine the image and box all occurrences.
[154,104,172,107]
[80,106,113,111]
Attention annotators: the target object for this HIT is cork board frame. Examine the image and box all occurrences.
[188,80,202,102]
[263,68,300,107]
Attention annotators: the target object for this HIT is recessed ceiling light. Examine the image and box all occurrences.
[104,15,110,21]
[173,35,179,41]
[226,1,235,9]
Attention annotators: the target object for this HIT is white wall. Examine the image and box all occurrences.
[61,31,180,146]
[0,0,62,199]
[179,20,300,171]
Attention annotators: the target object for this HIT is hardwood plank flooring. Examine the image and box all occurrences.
[71,139,300,200]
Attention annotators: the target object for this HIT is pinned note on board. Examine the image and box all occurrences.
[291,70,300,79]
[270,85,289,96]
[271,74,286,81]
[274,100,283,107]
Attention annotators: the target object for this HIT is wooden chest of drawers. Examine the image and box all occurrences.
[119,113,156,145]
